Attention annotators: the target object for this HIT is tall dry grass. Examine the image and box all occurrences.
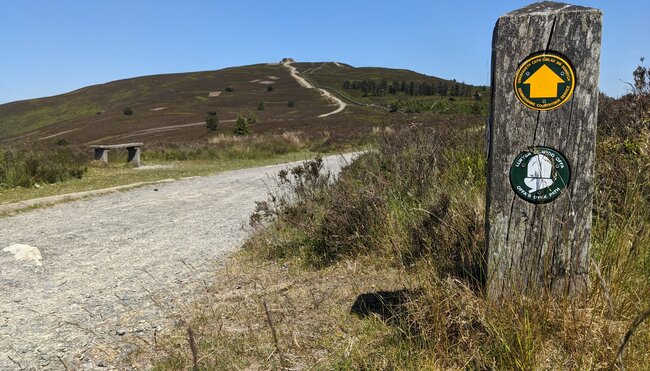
[0,145,88,188]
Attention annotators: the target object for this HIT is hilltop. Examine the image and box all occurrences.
[0,61,486,145]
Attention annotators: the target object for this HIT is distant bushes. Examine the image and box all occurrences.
[0,146,88,188]
[205,111,218,131]
[342,78,487,97]
[391,97,488,115]
[142,131,315,163]
[123,107,134,115]
[233,112,257,136]
[595,60,650,211]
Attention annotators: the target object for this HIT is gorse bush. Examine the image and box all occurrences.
[0,146,88,188]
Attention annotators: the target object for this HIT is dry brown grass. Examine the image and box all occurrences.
[144,251,642,370]
[280,131,304,146]
[146,254,407,370]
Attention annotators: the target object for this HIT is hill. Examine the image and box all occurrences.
[0,61,486,145]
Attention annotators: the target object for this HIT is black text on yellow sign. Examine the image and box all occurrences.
[514,52,575,111]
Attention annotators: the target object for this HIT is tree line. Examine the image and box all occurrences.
[342,79,485,97]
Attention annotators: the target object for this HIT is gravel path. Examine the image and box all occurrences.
[0,153,356,370]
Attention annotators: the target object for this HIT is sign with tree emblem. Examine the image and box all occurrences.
[509,147,570,204]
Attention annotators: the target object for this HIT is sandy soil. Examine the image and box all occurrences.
[0,153,358,370]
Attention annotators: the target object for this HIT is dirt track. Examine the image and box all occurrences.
[283,61,347,117]
[0,153,356,370]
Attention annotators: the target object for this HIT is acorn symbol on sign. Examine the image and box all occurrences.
[524,154,554,192]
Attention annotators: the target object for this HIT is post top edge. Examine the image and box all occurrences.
[502,1,601,17]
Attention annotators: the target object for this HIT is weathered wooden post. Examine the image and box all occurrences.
[486,2,602,298]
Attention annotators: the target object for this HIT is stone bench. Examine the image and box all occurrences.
[90,143,143,167]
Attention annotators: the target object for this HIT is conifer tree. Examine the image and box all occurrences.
[233,115,249,136]
[205,111,218,131]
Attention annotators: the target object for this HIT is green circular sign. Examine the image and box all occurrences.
[514,52,575,111]
[509,147,571,204]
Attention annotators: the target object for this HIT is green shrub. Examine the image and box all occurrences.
[258,100,265,110]
[245,111,257,125]
[0,146,88,188]
[142,133,310,163]
[287,100,295,107]
[233,115,250,136]
[205,111,218,131]
[391,97,487,115]
[123,107,134,115]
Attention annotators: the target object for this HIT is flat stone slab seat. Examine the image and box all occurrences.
[90,142,143,167]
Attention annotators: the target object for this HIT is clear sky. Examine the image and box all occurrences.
[0,0,648,104]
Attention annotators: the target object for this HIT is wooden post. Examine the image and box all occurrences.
[486,2,602,298]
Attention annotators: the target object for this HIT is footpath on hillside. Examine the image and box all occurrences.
[0,153,357,370]
[283,60,347,117]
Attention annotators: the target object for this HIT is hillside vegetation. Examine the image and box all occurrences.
[0,61,484,145]
[295,62,488,115]
[0,64,327,144]
[149,63,650,369]
[0,61,487,197]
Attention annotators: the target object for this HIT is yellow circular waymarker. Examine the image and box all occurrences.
[514,52,575,111]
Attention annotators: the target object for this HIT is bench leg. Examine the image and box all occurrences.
[127,147,141,167]
[94,148,109,163]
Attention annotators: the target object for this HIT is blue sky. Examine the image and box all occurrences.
[0,0,648,104]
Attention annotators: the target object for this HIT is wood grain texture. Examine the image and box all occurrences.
[486,1,602,298]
